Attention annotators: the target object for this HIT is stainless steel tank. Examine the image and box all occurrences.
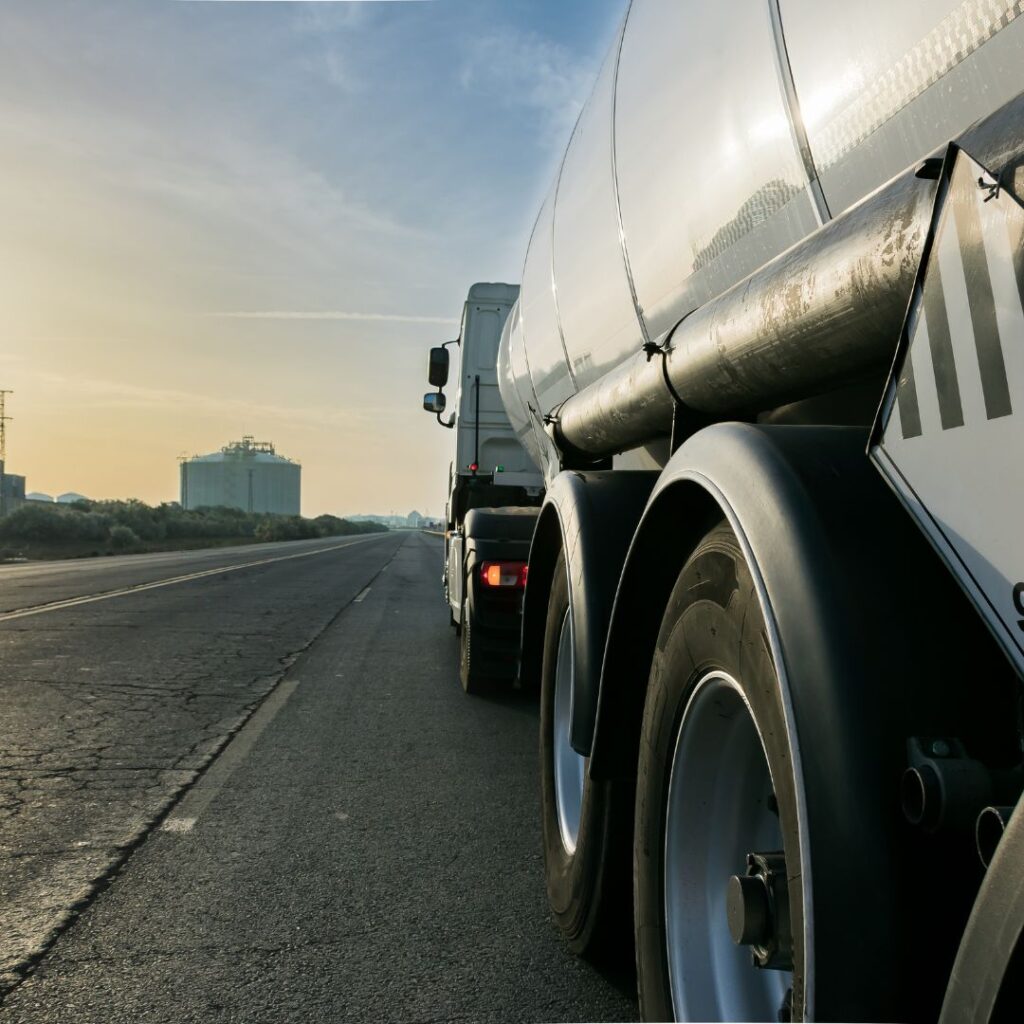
[498,0,1024,467]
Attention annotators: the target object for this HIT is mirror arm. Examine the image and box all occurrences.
[436,411,455,429]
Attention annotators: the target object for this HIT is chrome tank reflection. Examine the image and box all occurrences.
[613,0,822,347]
[497,0,1024,474]
[496,304,545,472]
[781,0,1024,213]
[555,95,1024,458]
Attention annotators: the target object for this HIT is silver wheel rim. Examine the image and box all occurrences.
[553,608,585,854]
[664,671,793,1022]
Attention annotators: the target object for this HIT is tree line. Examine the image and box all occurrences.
[0,499,389,554]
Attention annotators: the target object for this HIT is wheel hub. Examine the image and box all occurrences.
[726,852,794,971]
[663,672,794,1021]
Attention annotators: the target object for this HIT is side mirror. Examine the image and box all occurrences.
[428,347,450,387]
[423,392,447,414]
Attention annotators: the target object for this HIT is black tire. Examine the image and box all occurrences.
[458,596,486,695]
[540,551,633,963]
[635,523,804,1022]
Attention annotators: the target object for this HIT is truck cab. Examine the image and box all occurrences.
[423,283,543,692]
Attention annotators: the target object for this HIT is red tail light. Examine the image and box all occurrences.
[480,561,528,589]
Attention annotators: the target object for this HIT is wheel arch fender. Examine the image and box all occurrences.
[520,470,657,750]
[590,423,888,782]
[590,422,1015,1021]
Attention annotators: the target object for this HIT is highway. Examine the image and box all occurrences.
[0,532,636,1022]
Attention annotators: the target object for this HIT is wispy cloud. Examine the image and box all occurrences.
[33,370,382,433]
[459,27,597,147]
[209,311,458,324]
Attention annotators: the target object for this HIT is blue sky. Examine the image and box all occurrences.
[0,0,626,515]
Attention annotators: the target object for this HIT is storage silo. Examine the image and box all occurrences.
[180,437,300,515]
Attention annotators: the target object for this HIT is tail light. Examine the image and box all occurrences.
[480,561,528,589]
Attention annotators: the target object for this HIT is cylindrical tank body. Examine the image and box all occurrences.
[498,0,1024,470]
[180,437,301,515]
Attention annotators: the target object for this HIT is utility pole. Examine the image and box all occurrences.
[0,390,11,463]
[0,390,10,517]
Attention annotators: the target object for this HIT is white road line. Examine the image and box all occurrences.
[161,678,302,834]
[157,541,404,835]
[0,535,389,623]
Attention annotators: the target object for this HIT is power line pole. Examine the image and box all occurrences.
[0,390,11,463]
[0,390,10,518]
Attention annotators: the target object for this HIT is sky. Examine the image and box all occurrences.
[0,0,627,517]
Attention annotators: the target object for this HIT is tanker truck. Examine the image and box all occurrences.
[423,284,544,693]
[488,1,1024,1020]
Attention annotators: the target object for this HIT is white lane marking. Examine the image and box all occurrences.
[0,535,390,623]
[161,677,302,834]
[353,586,371,603]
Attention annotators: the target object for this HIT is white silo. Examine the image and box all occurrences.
[180,437,301,515]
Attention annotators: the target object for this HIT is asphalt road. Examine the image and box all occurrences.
[0,532,637,1022]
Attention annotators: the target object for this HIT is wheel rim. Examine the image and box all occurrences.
[553,608,585,854]
[664,671,793,1022]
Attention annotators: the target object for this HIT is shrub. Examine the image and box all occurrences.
[108,524,140,551]
[0,504,110,542]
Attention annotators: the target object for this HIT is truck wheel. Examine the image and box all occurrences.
[540,551,632,961]
[458,597,486,695]
[635,523,803,1022]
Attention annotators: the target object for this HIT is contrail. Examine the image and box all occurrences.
[210,311,458,325]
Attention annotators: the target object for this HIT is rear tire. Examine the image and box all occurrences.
[459,597,487,695]
[540,551,633,962]
[635,523,804,1022]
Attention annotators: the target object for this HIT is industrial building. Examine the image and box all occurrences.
[180,437,300,515]
[0,461,26,516]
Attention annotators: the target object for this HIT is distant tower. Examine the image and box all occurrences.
[179,436,300,514]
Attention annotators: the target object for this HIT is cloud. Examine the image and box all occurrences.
[209,311,458,324]
[459,27,597,147]
[289,0,431,35]
[32,370,383,433]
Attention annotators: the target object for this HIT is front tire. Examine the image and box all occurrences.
[540,552,633,962]
[458,596,486,694]
[635,523,804,1022]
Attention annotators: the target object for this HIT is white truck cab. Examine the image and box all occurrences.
[423,283,543,693]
